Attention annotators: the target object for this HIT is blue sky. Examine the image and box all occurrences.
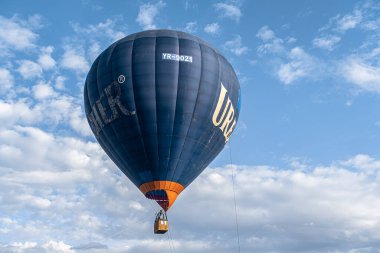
[1,0,380,252]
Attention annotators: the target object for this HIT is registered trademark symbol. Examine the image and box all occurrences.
[118,75,126,84]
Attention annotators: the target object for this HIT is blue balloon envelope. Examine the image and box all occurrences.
[84,30,241,210]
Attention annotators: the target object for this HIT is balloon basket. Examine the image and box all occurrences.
[154,210,169,234]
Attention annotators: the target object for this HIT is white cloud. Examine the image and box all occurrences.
[25,14,44,29]
[0,15,38,51]
[129,201,145,211]
[17,60,43,79]
[0,86,91,136]
[88,41,101,63]
[0,100,40,127]
[67,104,92,136]
[256,26,284,55]
[55,75,66,90]
[0,68,14,92]
[277,47,316,85]
[319,7,363,35]
[184,21,197,33]
[38,95,91,136]
[313,35,341,51]
[286,37,297,44]
[204,22,220,35]
[224,35,248,56]
[2,240,75,253]
[136,0,166,30]
[0,125,145,247]
[184,0,198,10]
[256,26,275,41]
[68,19,128,73]
[72,18,126,42]
[343,154,380,171]
[362,18,380,30]
[255,26,322,85]
[0,126,100,173]
[6,242,38,252]
[61,45,90,74]
[38,46,56,70]
[214,2,242,22]
[18,194,52,209]
[1,121,380,253]
[43,241,74,253]
[308,3,380,94]
[177,159,380,252]
[336,9,362,32]
[72,242,107,250]
[340,57,380,94]
[32,82,57,100]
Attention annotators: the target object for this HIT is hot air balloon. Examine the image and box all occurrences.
[84,29,241,233]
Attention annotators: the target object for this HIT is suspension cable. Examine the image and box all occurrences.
[144,195,159,214]
[166,232,174,253]
[229,140,241,253]
[166,225,176,253]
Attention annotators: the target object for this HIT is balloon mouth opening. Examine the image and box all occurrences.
[146,190,170,210]
[139,181,185,211]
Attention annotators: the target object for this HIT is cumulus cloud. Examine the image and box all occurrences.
[0,84,91,136]
[17,60,43,79]
[255,26,322,85]
[32,82,57,100]
[60,45,90,74]
[0,15,38,51]
[256,26,275,41]
[184,21,197,33]
[336,9,362,32]
[256,26,284,55]
[318,6,363,35]
[67,103,92,136]
[72,242,108,250]
[136,0,166,30]
[224,35,248,56]
[312,5,365,53]
[204,22,220,35]
[1,145,380,252]
[0,100,40,127]
[0,125,148,248]
[340,57,380,94]
[55,75,66,90]
[43,241,74,253]
[88,41,101,63]
[175,159,380,252]
[38,46,56,70]
[277,47,317,85]
[39,94,91,136]
[343,154,380,171]
[71,18,126,42]
[214,2,242,22]
[0,68,14,92]
[68,18,128,70]
[0,240,75,253]
[313,35,341,51]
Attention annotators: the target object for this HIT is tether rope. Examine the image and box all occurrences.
[166,223,177,253]
[229,139,241,253]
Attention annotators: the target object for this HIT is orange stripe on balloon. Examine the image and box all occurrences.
[139,181,185,211]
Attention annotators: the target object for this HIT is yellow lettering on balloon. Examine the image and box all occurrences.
[211,82,237,143]
[220,104,234,133]
[212,83,228,126]
[224,119,236,142]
